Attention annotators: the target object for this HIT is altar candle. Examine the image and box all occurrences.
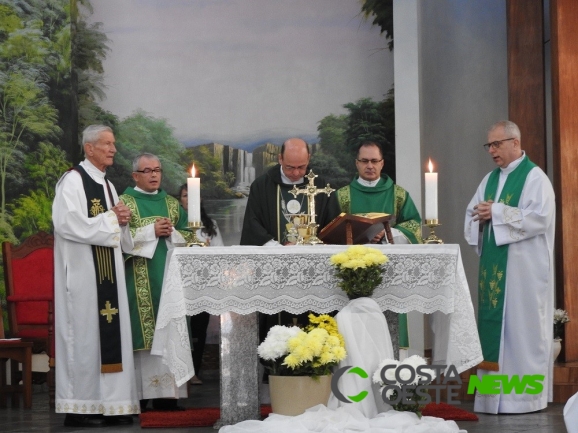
[187,165,201,223]
[425,159,438,220]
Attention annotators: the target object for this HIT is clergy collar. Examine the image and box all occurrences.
[356,177,381,187]
[81,159,106,179]
[134,186,159,195]
[279,166,304,185]
[500,151,526,175]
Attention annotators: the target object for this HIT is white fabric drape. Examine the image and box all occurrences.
[327,297,394,418]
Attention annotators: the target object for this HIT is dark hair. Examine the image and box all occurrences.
[356,141,384,158]
[177,184,217,238]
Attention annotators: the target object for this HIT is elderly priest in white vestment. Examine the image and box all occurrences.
[465,120,555,414]
[52,125,139,427]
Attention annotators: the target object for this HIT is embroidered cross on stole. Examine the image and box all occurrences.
[73,165,123,373]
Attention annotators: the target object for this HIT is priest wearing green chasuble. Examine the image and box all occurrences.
[465,121,555,414]
[120,153,192,411]
[337,141,422,348]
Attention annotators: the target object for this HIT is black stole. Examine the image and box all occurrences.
[72,165,123,373]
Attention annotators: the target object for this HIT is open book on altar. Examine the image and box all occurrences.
[318,212,394,245]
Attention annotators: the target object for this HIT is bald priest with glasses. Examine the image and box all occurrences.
[465,120,555,414]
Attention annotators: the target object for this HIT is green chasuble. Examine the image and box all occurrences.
[337,175,423,348]
[477,156,536,371]
[120,187,191,351]
[337,175,422,244]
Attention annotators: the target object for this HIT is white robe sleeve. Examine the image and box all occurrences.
[52,171,122,247]
[464,174,490,255]
[123,224,159,259]
[491,168,555,246]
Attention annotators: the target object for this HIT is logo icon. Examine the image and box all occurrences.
[331,366,369,403]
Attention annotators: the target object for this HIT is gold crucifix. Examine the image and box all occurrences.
[100,300,119,323]
[289,170,334,245]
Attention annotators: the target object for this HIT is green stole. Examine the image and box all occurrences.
[478,156,536,371]
[121,188,190,350]
[72,165,123,373]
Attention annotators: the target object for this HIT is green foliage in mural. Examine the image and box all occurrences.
[9,142,70,238]
[360,0,394,50]
[313,89,396,186]
[108,110,186,195]
[182,146,236,199]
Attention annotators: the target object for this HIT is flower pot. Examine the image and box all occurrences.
[553,338,562,362]
[269,375,332,416]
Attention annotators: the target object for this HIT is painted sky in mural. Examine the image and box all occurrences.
[89,0,393,148]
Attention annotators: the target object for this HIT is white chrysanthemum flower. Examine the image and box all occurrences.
[257,325,300,361]
[373,358,399,385]
[401,355,428,385]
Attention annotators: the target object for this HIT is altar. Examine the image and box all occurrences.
[151,244,482,426]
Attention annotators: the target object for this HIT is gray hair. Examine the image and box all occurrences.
[489,120,521,141]
[132,153,161,172]
[82,125,113,146]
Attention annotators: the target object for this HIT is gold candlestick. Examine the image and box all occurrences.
[423,219,443,244]
[187,221,207,247]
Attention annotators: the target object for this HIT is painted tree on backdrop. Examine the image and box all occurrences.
[0,0,112,245]
[107,110,187,195]
[313,91,396,189]
[181,145,236,199]
[311,0,395,188]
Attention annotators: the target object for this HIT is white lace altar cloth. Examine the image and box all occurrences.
[152,244,482,386]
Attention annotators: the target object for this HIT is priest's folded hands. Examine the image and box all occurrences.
[112,201,132,226]
[154,217,174,237]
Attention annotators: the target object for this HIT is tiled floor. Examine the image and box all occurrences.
[0,374,569,433]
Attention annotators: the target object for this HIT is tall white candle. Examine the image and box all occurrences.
[425,159,438,220]
[187,165,201,223]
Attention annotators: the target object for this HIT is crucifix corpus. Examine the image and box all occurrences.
[289,170,334,245]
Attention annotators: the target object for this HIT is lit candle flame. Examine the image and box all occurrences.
[428,159,434,173]
[191,164,196,177]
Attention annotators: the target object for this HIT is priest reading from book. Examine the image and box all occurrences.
[336,140,422,245]
[240,138,341,338]
[336,140,423,349]
[240,137,341,246]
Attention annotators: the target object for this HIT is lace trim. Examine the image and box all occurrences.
[153,245,482,383]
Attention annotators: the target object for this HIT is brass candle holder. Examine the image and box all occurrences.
[423,219,443,244]
[187,221,207,247]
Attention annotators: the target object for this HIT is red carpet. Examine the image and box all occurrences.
[140,405,272,428]
[422,402,479,421]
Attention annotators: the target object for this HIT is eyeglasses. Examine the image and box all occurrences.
[134,168,162,174]
[356,158,383,165]
[483,138,515,151]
